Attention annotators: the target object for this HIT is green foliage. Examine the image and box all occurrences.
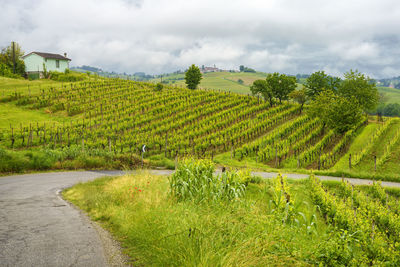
[375,102,400,117]
[339,70,379,112]
[239,65,255,72]
[266,72,297,103]
[305,71,341,99]
[42,63,50,79]
[250,79,274,106]
[169,159,247,203]
[154,82,163,91]
[49,71,87,82]
[185,64,202,89]
[307,90,363,133]
[309,175,400,265]
[0,42,25,77]
[289,87,307,112]
[65,172,338,266]
[0,62,22,79]
[237,78,244,84]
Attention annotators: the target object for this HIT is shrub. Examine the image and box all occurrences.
[49,71,87,82]
[155,82,163,91]
[169,159,247,203]
[0,149,28,173]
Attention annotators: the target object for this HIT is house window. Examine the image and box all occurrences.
[56,60,60,68]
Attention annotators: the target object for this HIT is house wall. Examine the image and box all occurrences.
[43,58,69,72]
[23,54,70,73]
[24,53,45,72]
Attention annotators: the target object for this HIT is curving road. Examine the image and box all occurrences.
[1,170,399,266]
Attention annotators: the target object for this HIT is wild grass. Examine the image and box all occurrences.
[0,146,143,174]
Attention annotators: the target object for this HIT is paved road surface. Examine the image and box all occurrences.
[1,170,400,266]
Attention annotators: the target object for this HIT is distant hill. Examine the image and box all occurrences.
[71,65,103,73]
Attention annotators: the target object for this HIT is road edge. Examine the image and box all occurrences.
[57,189,131,267]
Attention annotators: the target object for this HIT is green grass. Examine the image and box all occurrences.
[356,120,400,172]
[0,76,62,97]
[378,86,400,104]
[63,172,332,266]
[332,123,380,171]
[0,102,70,130]
[156,71,303,95]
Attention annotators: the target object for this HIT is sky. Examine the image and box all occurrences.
[1,0,400,78]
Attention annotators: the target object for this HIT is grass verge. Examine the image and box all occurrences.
[63,168,339,266]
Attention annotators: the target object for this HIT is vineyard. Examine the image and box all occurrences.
[311,176,400,265]
[1,78,400,176]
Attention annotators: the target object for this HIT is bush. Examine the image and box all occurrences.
[0,63,24,79]
[49,71,87,82]
[155,82,163,91]
[0,148,28,173]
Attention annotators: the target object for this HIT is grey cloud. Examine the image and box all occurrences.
[1,0,400,78]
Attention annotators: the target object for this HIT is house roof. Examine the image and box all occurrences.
[22,52,71,61]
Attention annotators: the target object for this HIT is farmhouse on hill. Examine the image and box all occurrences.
[22,52,71,76]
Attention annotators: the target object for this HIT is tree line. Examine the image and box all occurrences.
[250,70,379,134]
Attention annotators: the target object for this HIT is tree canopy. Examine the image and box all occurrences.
[338,70,379,112]
[304,71,342,99]
[0,42,25,77]
[266,73,297,103]
[185,64,202,90]
[250,73,296,106]
[250,79,274,107]
[307,89,363,133]
[289,87,307,113]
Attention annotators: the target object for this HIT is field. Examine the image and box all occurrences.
[152,71,267,94]
[378,86,400,104]
[63,160,400,266]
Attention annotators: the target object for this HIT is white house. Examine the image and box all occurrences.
[22,52,71,75]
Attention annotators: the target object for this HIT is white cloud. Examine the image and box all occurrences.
[1,0,400,77]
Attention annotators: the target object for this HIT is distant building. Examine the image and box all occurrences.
[22,52,71,75]
[201,66,222,73]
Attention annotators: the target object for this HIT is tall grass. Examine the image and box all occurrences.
[169,159,248,203]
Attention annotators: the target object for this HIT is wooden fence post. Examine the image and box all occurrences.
[349,154,352,170]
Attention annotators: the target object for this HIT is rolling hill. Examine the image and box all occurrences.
[1,77,400,181]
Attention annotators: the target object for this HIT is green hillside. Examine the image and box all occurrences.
[152,71,267,94]
[156,72,400,104]
[1,77,400,181]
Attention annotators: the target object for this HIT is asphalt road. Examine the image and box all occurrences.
[1,170,400,267]
[0,171,125,267]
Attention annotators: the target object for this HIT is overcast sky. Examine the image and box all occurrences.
[1,0,400,78]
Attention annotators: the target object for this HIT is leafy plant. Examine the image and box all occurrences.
[168,159,247,203]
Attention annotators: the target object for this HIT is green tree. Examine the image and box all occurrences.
[0,42,25,76]
[289,87,307,113]
[338,70,379,112]
[185,64,202,90]
[304,71,330,99]
[266,73,297,103]
[250,79,274,107]
[307,90,363,133]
